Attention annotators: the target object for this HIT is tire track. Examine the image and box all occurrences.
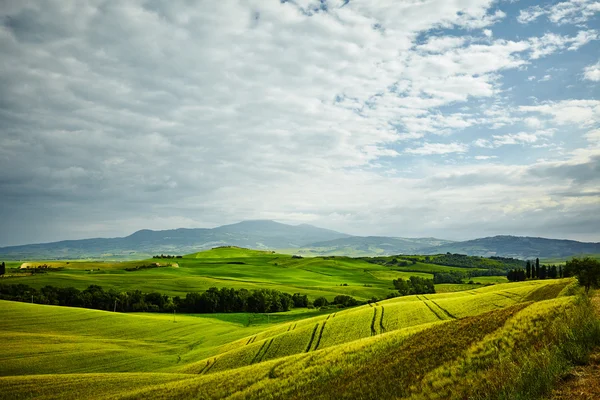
[430,299,457,319]
[421,300,444,320]
[370,307,378,336]
[379,306,386,333]
[251,340,268,364]
[313,321,327,351]
[203,358,218,374]
[305,323,319,352]
[256,338,274,363]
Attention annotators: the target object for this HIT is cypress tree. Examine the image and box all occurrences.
[0,261,4,275]
[559,265,563,278]
[526,261,531,279]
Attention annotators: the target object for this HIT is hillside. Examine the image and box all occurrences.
[290,236,455,257]
[1,221,598,260]
[1,278,597,399]
[0,220,350,260]
[418,235,600,259]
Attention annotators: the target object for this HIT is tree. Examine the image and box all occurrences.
[0,262,5,276]
[526,261,531,279]
[559,265,563,278]
[549,265,558,279]
[313,297,329,308]
[564,257,600,293]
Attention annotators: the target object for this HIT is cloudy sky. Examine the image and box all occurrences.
[1,0,599,246]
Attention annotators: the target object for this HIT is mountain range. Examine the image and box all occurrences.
[0,220,598,260]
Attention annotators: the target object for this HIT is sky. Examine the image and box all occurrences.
[0,0,599,247]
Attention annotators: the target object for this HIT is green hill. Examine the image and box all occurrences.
[1,278,597,399]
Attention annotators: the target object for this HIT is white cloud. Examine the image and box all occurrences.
[583,61,600,81]
[404,142,469,155]
[519,100,600,126]
[474,155,498,160]
[528,30,598,59]
[518,0,600,25]
[538,74,552,82]
[482,29,493,38]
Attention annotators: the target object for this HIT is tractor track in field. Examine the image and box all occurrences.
[379,306,386,333]
[370,307,378,336]
[251,340,268,364]
[420,298,445,320]
[256,339,274,363]
[202,358,218,374]
[313,321,327,351]
[305,324,319,352]
[429,299,457,319]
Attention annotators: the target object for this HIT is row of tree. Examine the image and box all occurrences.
[507,258,564,282]
[0,262,5,275]
[393,276,435,296]
[0,283,323,314]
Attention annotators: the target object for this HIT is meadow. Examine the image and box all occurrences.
[1,248,598,399]
[1,247,491,301]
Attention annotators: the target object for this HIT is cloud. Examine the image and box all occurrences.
[519,100,600,126]
[528,30,598,59]
[474,155,498,160]
[0,1,599,245]
[405,142,469,155]
[583,61,600,81]
[518,0,600,25]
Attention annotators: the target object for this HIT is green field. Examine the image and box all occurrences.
[2,277,596,399]
[1,248,598,399]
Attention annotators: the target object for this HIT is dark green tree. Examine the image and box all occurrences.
[313,297,329,308]
[0,262,5,276]
[549,265,558,279]
[526,261,531,279]
[564,257,600,293]
[559,265,563,278]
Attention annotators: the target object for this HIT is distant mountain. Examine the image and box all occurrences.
[293,236,455,257]
[418,235,600,259]
[0,220,350,260]
[1,222,597,260]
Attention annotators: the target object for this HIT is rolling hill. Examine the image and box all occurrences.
[417,235,600,259]
[0,220,350,260]
[0,220,598,260]
[1,278,596,400]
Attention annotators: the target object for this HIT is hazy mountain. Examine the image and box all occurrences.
[1,222,597,260]
[294,236,455,257]
[417,235,600,259]
[0,220,350,260]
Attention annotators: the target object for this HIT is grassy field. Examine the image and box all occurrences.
[2,247,496,301]
[2,248,597,399]
[1,278,596,399]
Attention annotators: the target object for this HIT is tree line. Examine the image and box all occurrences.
[0,283,335,314]
[507,258,563,282]
[393,276,435,296]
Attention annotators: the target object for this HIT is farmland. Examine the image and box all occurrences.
[1,248,598,399]
[0,247,516,302]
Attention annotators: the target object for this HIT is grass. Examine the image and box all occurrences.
[0,247,596,400]
[1,248,491,301]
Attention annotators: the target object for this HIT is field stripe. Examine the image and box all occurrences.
[257,339,274,363]
[305,324,319,352]
[379,306,385,333]
[421,300,444,320]
[251,341,268,364]
[370,308,378,336]
[313,321,327,351]
[203,358,218,374]
[198,360,210,375]
[429,299,457,319]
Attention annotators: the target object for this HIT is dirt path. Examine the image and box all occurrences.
[549,294,600,400]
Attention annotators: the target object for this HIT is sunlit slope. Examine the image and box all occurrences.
[3,248,443,300]
[0,301,314,376]
[180,279,570,374]
[4,295,579,400]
